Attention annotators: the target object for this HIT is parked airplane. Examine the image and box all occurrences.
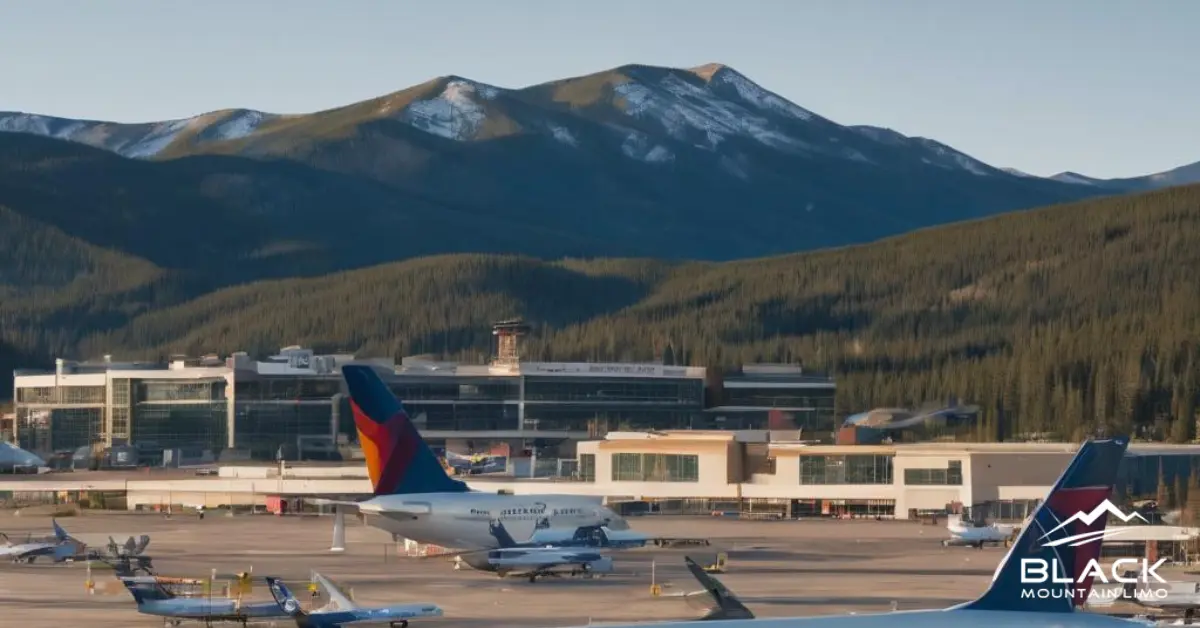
[325,365,638,550]
[566,437,1150,628]
[117,573,288,626]
[266,574,443,628]
[521,518,651,550]
[1112,571,1200,623]
[448,519,618,582]
[942,514,1017,549]
[0,519,78,563]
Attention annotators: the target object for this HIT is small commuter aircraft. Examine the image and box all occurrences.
[0,519,76,563]
[117,571,289,626]
[941,513,1018,549]
[446,518,622,582]
[266,573,443,628]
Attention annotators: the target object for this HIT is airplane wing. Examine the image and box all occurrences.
[307,605,443,627]
[313,572,358,611]
[682,556,754,620]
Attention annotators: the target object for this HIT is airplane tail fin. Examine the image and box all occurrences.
[960,437,1130,613]
[119,577,174,605]
[51,519,68,542]
[489,519,519,548]
[265,577,309,620]
[342,365,469,497]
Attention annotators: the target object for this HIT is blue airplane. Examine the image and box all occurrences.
[118,574,289,626]
[0,519,78,563]
[266,574,443,628]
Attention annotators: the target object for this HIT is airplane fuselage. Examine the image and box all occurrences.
[134,598,286,620]
[0,542,56,562]
[360,492,619,549]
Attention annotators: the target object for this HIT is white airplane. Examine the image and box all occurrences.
[563,437,1153,628]
[326,365,638,550]
[267,573,443,628]
[942,514,1018,549]
[0,520,77,563]
[1102,570,1200,623]
[447,519,635,582]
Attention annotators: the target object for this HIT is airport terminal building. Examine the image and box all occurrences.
[576,433,1200,521]
[9,329,836,461]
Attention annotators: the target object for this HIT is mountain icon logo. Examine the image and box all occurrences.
[1039,499,1147,548]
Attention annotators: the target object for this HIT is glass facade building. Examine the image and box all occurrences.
[703,365,837,440]
[12,349,831,461]
[799,454,894,485]
[611,452,700,482]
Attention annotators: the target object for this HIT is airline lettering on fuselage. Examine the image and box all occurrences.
[468,503,586,519]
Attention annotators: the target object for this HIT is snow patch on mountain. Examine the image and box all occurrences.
[1002,167,1035,178]
[119,118,195,158]
[851,125,907,145]
[403,80,490,141]
[613,74,807,153]
[922,143,991,176]
[211,110,271,141]
[707,66,816,122]
[548,123,578,147]
[621,131,674,163]
[1052,172,1104,186]
[841,148,873,164]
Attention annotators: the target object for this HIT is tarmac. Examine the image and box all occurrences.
[0,511,1152,627]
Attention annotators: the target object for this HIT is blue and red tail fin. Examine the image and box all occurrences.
[961,437,1130,613]
[342,365,469,496]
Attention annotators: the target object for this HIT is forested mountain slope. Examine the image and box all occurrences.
[9,184,1193,441]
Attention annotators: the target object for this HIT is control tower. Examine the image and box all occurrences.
[491,319,530,367]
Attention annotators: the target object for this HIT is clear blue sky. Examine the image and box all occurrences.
[1,1,1195,178]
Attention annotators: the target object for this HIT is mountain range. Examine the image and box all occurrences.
[3,62,1195,287]
[2,61,1200,400]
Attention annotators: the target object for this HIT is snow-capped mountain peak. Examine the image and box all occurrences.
[691,63,818,122]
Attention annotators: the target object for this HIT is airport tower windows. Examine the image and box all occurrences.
[903,460,964,486]
[611,452,699,482]
[578,453,596,482]
[799,454,894,484]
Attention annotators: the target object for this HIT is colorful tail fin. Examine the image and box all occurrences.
[342,365,468,496]
[960,437,1130,613]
